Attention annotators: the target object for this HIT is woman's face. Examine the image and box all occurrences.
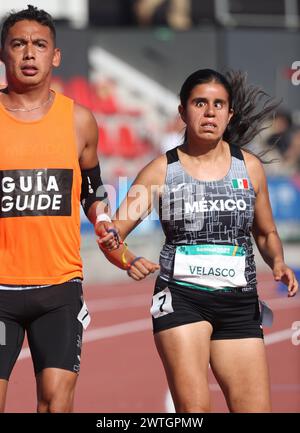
[179,81,233,144]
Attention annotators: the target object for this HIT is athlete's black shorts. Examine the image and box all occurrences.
[151,277,263,340]
[0,280,84,380]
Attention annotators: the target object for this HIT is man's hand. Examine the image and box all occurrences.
[95,221,119,251]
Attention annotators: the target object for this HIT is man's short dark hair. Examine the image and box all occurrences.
[1,4,56,48]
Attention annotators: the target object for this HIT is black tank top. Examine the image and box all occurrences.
[158,145,257,292]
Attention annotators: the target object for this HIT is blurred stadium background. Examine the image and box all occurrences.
[0,0,299,413]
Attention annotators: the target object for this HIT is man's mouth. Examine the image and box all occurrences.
[21,65,38,76]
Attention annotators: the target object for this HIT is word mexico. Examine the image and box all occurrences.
[0,169,73,217]
[184,198,247,213]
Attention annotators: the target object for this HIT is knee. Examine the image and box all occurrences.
[228,394,271,413]
[37,397,73,413]
[37,400,49,413]
[175,401,210,413]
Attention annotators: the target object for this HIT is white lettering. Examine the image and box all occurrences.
[185,202,199,213]
[19,176,32,192]
[208,200,219,211]
[2,177,15,193]
[184,199,247,213]
[225,199,236,211]
[198,198,208,212]
[1,196,14,212]
[47,176,59,191]
[36,171,43,191]
[52,195,62,210]
[237,199,247,210]
[37,195,51,210]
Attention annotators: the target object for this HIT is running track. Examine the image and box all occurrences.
[5,272,300,412]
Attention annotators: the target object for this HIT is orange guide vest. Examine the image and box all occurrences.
[0,92,83,284]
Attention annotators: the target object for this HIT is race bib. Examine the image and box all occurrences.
[150,288,174,318]
[173,244,247,289]
[77,300,91,330]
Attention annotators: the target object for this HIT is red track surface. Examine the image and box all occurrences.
[5,273,300,412]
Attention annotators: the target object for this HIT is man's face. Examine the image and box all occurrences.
[1,19,60,87]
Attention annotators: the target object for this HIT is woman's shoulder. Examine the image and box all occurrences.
[240,149,264,171]
[240,148,266,193]
[135,153,168,186]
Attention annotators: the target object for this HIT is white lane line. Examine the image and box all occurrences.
[265,297,300,311]
[82,318,151,343]
[264,328,293,345]
[87,294,150,312]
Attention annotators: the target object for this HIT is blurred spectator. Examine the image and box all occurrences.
[261,110,300,176]
[265,108,293,154]
[134,0,192,30]
[93,78,119,114]
[89,0,136,27]
[280,127,300,174]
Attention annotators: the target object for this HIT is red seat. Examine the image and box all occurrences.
[116,125,151,158]
[98,125,115,157]
[116,125,137,158]
[65,76,93,109]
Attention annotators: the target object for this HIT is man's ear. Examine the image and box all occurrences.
[178,104,186,123]
[52,48,61,68]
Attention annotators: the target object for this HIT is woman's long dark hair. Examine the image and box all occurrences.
[179,68,280,158]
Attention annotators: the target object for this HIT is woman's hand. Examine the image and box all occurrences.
[273,262,299,297]
[127,257,160,281]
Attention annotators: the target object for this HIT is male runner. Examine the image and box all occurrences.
[0,5,156,412]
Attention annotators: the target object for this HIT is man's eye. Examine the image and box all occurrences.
[196,101,205,107]
[215,102,223,109]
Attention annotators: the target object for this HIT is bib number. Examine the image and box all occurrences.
[150,287,174,318]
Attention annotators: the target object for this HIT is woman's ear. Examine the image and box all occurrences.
[228,108,234,124]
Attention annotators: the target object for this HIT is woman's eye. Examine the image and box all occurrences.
[196,101,205,107]
[215,102,223,109]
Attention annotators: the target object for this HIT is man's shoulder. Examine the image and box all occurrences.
[73,102,98,136]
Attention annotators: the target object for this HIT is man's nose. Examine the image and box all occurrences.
[23,43,35,60]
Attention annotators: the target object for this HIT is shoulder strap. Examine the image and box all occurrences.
[166,146,179,164]
[230,144,244,161]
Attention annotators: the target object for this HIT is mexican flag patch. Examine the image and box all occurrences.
[232,178,249,189]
